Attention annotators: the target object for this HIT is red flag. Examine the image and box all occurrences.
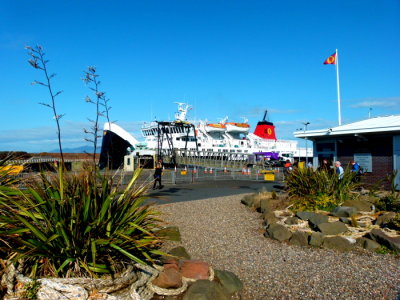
[323,53,336,65]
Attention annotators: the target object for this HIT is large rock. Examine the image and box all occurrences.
[260,198,272,213]
[359,194,380,205]
[356,237,381,251]
[309,232,325,247]
[152,268,183,289]
[214,269,243,295]
[284,217,300,225]
[241,195,254,207]
[368,229,400,253]
[375,212,397,227]
[168,246,191,260]
[331,206,358,217]
[180,260,210,280]
[289,231,309,246]
[265,223,292,241]
[183,280,230,300]
[163,261,179,272]
[339,217,351,225]
[308,213,329,228]
[342,199,373,212]
[295,211,328,228]
[296,211,315,221]
[262,211,278,228]
[322,236,354,251]
[317,222,348,235]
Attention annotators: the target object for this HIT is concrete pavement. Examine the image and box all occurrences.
[145,180,284,205]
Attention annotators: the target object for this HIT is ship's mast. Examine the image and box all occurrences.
[263,110,268,121]
[174,102,191,121]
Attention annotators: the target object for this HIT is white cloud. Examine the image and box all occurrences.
[351,97,400,108]
[0,119,147,152]
[0,120,90,152]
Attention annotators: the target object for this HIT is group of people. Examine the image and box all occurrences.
[320,159,361,180]
[284,158,362,180]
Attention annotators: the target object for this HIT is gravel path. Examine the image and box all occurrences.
[157,194,400,300]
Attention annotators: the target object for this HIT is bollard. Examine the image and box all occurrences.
[172,171,176,184]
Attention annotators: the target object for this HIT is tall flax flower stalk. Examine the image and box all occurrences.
[25,45,65,165]
[82,66,112,165]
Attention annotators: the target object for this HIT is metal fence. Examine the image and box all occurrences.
[11,166,285,189]
[119,167,285,185]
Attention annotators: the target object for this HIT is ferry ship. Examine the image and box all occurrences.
[99,103,312,168]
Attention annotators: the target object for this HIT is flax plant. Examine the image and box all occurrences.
[286,167,358,211]
[0,168,164,277]
[82,66,112,164]
[25,45,65,165]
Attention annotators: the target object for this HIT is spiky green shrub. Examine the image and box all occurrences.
[376,194,400,213]
[286,167,358,211]
[375,171,400,213]
[0,155,23,261]
[386,213,400,231]
[0,167,165,278]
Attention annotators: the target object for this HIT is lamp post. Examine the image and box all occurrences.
[302,122,310,164]
[296,128,302,163]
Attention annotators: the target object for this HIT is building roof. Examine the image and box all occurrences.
[294,115,400,139]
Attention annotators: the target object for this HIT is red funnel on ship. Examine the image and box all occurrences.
[253,110,277,140]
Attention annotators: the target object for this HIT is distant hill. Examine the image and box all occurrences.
[49,146,101,154]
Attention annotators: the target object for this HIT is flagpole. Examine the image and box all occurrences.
[336,48,342,125]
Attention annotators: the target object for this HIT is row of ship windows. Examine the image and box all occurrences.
[143,127,187,136]
[176,137,196,141]
[186,149,249,153]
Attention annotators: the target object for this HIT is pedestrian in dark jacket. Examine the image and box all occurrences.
[318,159,333,173]
[153,162,163,189]
[351,160,361,182]
[351,161,360,173]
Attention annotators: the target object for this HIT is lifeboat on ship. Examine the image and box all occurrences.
[224,121,250,133]
[204,123,226,133]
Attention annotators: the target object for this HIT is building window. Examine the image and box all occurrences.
[316,142,335,152]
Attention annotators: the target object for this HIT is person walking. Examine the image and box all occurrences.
[335,161,344,180]
[351,160,361,182]
[351,160,360,173]
[153,162,163,189]
[318,159,333,174]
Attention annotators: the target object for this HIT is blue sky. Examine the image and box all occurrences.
[1,0,399,152]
